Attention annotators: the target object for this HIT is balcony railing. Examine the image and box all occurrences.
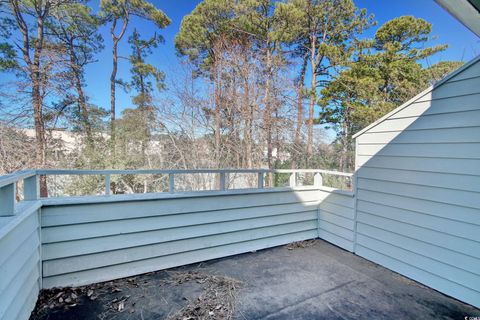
[0,168,353,216]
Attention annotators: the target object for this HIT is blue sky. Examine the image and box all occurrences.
[83,0,480,117]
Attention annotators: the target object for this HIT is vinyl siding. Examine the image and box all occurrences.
[41,188,322,288]
[354,57,480,307]
[0,202,42,320]
[317,189,355,251]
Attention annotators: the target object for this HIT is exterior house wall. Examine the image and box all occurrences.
[353,56,480,307]
[0,202,42,320]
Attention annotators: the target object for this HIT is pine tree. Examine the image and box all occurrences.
[128,28,165,166]
[319,16,459,170]
[100,0,170,165]
[274,0,372,163]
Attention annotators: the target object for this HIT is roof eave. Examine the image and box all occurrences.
[435,0,480,37]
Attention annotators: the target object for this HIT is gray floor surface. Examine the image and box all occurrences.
[31,239,480,320]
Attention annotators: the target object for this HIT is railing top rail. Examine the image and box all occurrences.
[35,169,272,175]
[0,170,36,188]
[0,168,353,214]
[273,169,353,177]
[34,168,353,176]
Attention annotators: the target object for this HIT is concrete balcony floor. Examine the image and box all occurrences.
[31,240,479,320]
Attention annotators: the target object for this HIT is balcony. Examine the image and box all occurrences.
[0,169,478,319]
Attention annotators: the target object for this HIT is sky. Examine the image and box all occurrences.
[82,0,480,117]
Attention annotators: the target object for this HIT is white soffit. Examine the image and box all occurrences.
[435,0,480,37]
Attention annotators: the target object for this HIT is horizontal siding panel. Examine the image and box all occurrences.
[43,213,315,260]
[357,212,480,259]
[43,208,317,243]
[42,189,321,226]
[357,201,480,241]
[317,192,355,209]
[452,61,480,81]
[357,167,480,193]
[358,178,480,209]
[0,213,38,267]
[416,76,480,101]
[43,230,317,288]
[357,143,480,159]
[319,201,354,219]
[43,221,316,276]
[357,223,480,276]
[317,229,354,252]
[318,220,354,241]
[356,155,480,176]
[389,94,480,119]
[355,245,480,308]
[318,211,354,230]
[357,190,480,225]
[0,250,40,312]
[0,247,40,319]
[10,282,39,320]
[365,109,480,134]
[1,267,40,320]
[356,127,480,144]
[0,208,41,320]
[356,234,480,292]
[0,232,40,294]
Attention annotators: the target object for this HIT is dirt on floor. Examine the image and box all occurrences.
[285,240,317,250]
[31,270,242,320]
[167,271,242,320]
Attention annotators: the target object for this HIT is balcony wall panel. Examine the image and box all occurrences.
[41,188,321,288]
[0,202,42,320]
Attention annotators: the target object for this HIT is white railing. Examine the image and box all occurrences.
[0,168,353,216]
[0,170,38,215]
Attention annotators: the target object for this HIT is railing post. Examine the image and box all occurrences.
[219,172,226,191]
[257,172,264,189]
[105,174,111,195]
[314,173,323,188]
[24,175,39,200]
[289,173,297,187]
[0,183,15,216]
[169,173,175,193]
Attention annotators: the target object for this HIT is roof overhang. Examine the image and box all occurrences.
[435,0,480,37]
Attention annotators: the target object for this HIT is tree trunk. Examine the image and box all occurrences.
[10,0,48,196]
[307,73,315,160]
[110,35,118,166]
[32,79,47,196]
[264,47,273,187]
[132,30,150,168]
[33,14,48,196]
[109,16,128,168]
[69,41,93,148]
[244,78,252,168]
[214,58,221,167]
[292,53,308,169]
[307,36,317,162]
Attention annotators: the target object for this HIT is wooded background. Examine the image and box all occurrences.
[0,0,464,194]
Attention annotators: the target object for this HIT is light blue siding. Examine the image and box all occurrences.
[40,189,321,288]
[354,56,480,307]
[0,202,42,320]
[317,189,355,251]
